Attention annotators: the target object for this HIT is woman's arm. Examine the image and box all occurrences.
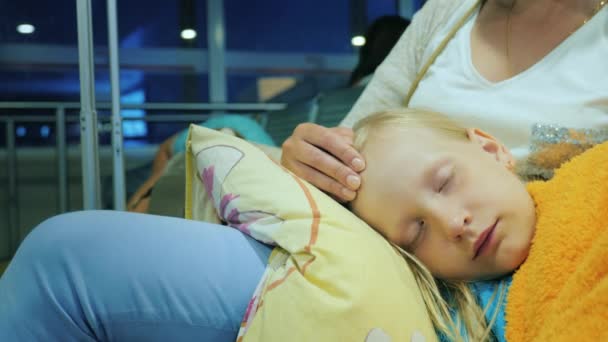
[127,134,179,212]
[341,0,463,127]
[152,134,178,176]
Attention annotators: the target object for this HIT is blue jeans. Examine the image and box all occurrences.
[0,211,272,341]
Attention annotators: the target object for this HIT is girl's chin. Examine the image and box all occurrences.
[500,245,530,273]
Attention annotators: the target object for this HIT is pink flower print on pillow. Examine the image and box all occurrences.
[201,165,216,203]
[196,145,283,245]
[220,193,240,219]
[195,145,244,210]
[217,191,279,245]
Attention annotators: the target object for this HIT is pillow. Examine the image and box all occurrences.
[185,124,438,342]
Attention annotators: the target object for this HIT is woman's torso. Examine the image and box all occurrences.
[408,2,608,160]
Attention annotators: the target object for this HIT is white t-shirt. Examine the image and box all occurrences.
[408,5,608,160]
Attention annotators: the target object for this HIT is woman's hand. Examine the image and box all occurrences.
[281,123,366,202]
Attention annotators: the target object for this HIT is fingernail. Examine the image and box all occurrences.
[346,175,360,189]
[342,188,356,200]
[351,158,365,171]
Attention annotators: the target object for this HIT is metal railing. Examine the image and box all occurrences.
[0,101,286,257]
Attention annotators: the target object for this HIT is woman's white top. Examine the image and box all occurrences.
[342,0,608,160]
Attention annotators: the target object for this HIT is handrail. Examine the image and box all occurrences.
[0,101,287,258]
[0,101,286,111]
[76,0,101,210]
[107,0,125,210]
[0,113,276,123]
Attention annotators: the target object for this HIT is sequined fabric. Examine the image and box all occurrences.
[523,124,608,180]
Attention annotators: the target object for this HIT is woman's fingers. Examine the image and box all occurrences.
[299,137,360,189]
[332,126,355,140]
[330,126,366,172]
[282,123,365,200]
[308,126,365,172]
[292,160,357,202]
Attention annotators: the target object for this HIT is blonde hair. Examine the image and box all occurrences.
[352,108,507,341]
[353,108,468,150]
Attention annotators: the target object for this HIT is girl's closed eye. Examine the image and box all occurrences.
[437,164,455,193]
[405,219,426,251]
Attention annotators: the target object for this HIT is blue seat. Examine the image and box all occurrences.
[312,86,365,127]
[263,98,316,145]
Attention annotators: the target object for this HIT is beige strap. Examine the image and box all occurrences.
[404,0,483,107]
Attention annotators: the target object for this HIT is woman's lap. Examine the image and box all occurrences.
[0,210,272,342]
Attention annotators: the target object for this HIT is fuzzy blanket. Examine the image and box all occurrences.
[506,141,608,341]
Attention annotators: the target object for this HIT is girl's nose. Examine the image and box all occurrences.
[439,208,472,241]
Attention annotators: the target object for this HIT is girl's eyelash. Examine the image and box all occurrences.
[438,172,452,192]
[438,179,447,192]
[409,219,426,251]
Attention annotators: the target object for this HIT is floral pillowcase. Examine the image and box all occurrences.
[185,124,438,342]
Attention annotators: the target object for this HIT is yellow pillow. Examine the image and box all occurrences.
[185,124,437,342]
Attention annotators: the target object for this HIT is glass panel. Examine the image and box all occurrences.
[224,0,356,103]
[225,0,352,53]
[110,0,208,48]
[0,0,80,153]
[0,0,82,253]
[0,0,77,45]
[0,0,406,231]
[367,0,399,23]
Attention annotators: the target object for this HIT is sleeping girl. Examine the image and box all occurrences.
[349,108,608,341]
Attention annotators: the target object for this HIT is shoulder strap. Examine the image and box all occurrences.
[404,0,482,107]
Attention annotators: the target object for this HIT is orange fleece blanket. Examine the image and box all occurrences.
[506,142,608,341]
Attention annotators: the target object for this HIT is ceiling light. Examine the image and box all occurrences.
[17,23,35,35]
[351,35,366,47]
[181,29,197,40]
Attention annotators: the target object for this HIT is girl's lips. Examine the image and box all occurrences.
[473,220,498,260]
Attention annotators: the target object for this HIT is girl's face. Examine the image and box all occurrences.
[351,127,536,281]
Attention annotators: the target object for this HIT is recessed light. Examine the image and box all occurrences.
[181,29,197,40]
[351,35,366,47]
[17,23,35,35]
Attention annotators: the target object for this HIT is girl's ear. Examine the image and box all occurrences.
[465,128,515,170]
